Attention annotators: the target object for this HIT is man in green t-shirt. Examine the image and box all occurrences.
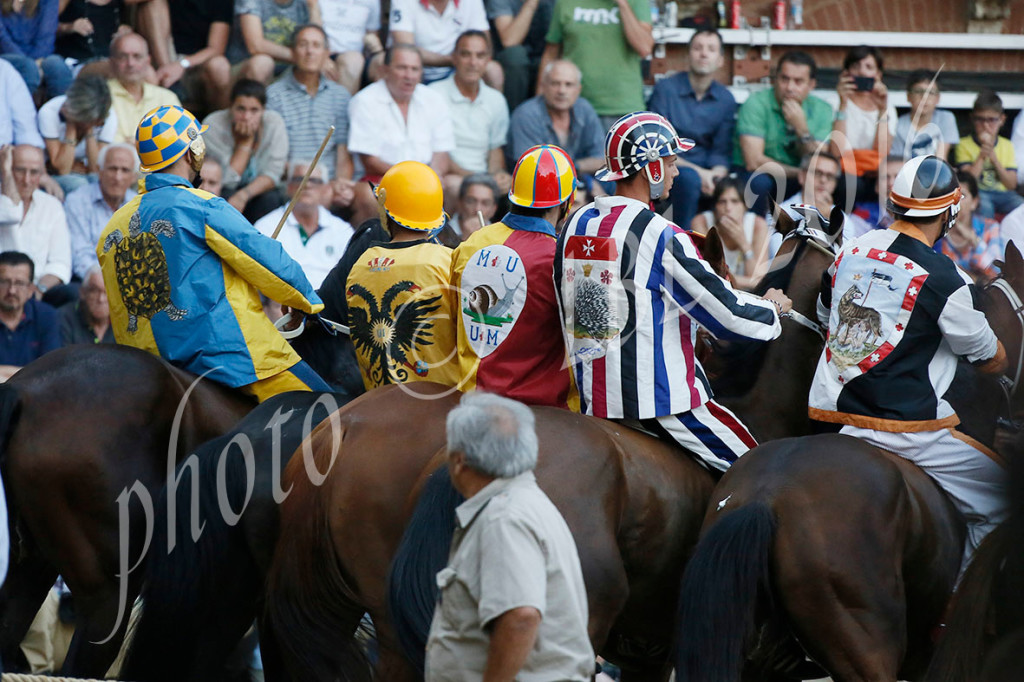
[539,0,653,126]
[734,50,833,215]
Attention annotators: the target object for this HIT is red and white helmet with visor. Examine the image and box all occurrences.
[595,112,695,200]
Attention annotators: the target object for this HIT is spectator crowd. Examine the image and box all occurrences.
[2,0,1024,375]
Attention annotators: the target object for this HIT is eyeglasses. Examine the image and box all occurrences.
[0,279,31,290]
[289,177,325,185]
[974,116,1002,124]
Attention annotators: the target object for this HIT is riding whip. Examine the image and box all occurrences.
[271,125,335,240]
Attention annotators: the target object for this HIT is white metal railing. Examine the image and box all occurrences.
[653,27,1024,51]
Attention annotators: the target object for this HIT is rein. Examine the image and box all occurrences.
[275,312,351,340]
[987,278,1024,430]
[775,224,840,341]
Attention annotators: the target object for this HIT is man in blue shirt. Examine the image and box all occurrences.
[0,251,60,380]
[648,28,736,229]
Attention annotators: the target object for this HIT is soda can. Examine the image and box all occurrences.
[773,0,786,29]
[730,0,741,29]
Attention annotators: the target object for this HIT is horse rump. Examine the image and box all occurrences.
[675,502,775,682]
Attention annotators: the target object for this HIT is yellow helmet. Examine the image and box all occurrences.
[375,161,446,232]
[136,105,209,173]
[509,144,576,210]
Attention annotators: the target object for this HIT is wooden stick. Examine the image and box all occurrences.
[271,125,335,240]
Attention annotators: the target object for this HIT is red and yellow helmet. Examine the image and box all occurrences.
[508,144,577,210]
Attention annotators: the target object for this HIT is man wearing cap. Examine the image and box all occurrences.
[451,144,578,409]
[344,160,460,390]
[97,105,332,402]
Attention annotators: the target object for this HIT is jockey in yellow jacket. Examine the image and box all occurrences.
[97,105,331,402]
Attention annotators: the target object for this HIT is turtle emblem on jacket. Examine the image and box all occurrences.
[102,212,187,333]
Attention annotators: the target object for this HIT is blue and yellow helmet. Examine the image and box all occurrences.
[135,105,209,173]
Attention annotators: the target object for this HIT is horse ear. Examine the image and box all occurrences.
[827,205,845,239]
[770,196,795,236]
[702,226,729,280]
[1003,240,1024,287]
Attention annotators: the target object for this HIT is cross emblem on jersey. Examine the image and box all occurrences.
[582,240,596,256]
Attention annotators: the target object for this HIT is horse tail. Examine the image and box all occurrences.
[388,465,464,673]
[122,435,262,681]
[675,502,776,682]
[925,522,1010,682]
[264,427,371,682]
[0,384,21,470]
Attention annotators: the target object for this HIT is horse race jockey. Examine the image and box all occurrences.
[451,144,579,409]
[344,160,460,389]
[554,111,792,472]
[97,104,332,402]
[809,154,1009,575]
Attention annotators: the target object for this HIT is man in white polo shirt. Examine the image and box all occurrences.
[347,44,454,223]
[429,31,511,206]
[389,0,490,83]
[255,159,354,288]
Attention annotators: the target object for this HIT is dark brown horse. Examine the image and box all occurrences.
[0,344,255,675]
[675,243,1024,682]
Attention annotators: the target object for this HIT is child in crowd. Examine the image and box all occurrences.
[690,176,769,291]
[939,171,1004,283]
[892,70,959,161]
[955,90,1023,218]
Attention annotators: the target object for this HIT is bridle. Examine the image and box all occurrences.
[986,276,1024,430]
[776,222,841,342]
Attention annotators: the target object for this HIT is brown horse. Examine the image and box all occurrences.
[674,243,1024,682]
[259,213,847,681]
[0,345,255,675]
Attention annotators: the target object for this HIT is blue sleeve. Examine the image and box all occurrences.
[0,16,24,55]
[37,303,62,356]
[32,0,59,58]
[578,99,604,159]
[708,89,737,169]
[201,197,325,313]
[647,79,669,114]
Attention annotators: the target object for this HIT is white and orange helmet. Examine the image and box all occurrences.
[887,155,962,230]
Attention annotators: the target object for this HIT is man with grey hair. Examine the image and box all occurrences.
[65,143,139,281]
[425,391,594,681]
[37,75,118,194]
[508,59,604,177]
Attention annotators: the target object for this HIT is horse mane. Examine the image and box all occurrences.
[388,465,465,673]
[707,241,808,398]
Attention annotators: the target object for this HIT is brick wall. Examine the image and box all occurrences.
[655,0,1024,84]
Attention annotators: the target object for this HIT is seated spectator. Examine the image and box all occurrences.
[430,31,511,206]
[228,0,313,84]
[648,28,735,229]
[853,153,905,229]
[389,0,490,84]
[267,25,355,207]
[65,143,137,281]
[106,32,181,144]
[488,0,554,111]
[830,46,895,201]
[59,265,113,344]
[1,0,73,100]
[55,0,129,75]
[955,90,1022,219]
[0,145,72,302]
[892,70,958,162]
[508,60,603,178]
[768,151,870,257]
[347,44,454,223]
[735,50,832,216]
[254,160,354,288]
[689,176,768,290]
[203,79,288,223]
[0,56,45,149]
[319,0,382,93]
[437,172,499,247]
[131,0,233,110]
[938,171,1003,283]
[38,74,116,195]
[0,250,60,380]
[540,0,652,127]
[200,156,224,196]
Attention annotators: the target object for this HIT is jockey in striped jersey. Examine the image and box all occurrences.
[553,112,792,472]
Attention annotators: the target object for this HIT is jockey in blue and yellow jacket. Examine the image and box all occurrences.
[97,105,330,402]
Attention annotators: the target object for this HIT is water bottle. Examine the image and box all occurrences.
[790,0,803,28]
[716,0,728,28]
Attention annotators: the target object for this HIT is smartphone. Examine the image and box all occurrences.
[853,76,876,92]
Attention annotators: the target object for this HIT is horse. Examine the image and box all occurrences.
[674,242,1024,682]
[0,239,369,676]
[258,213,847,682]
